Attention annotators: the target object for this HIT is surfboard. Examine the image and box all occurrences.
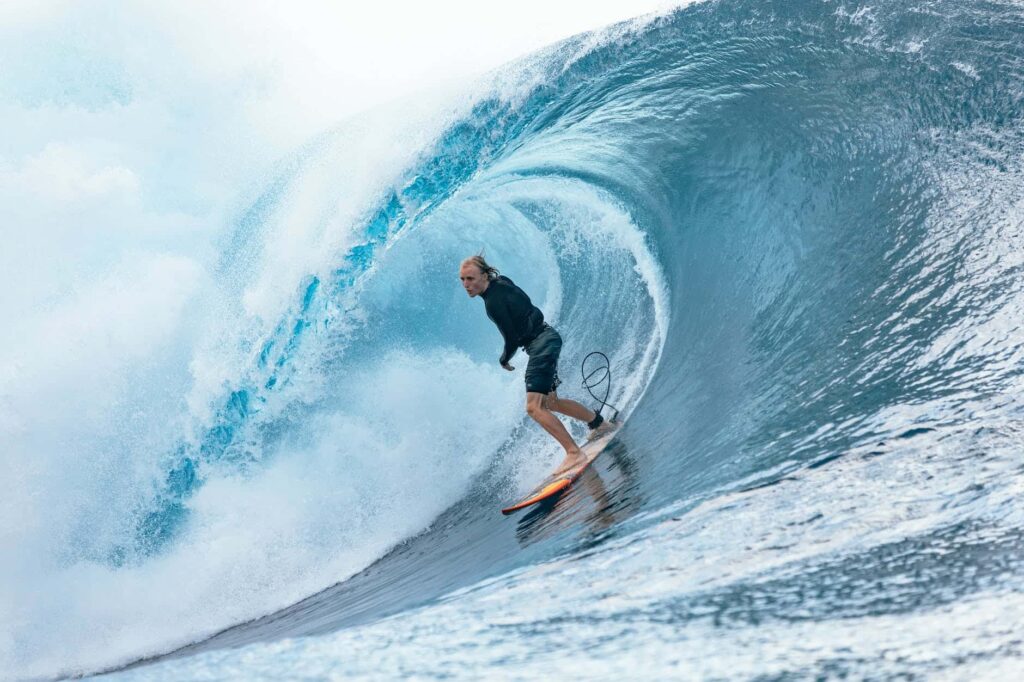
[501,424,620,515]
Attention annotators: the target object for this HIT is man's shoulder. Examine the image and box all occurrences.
[495,274,513,285]
[486,275,514,293]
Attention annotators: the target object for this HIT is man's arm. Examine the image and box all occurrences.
[499,343,518,368]
[497,302,519,368]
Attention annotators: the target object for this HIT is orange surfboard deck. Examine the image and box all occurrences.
[501,426,620,515]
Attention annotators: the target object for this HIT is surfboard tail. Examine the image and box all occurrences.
[501,478,572,515]
[500,426,622,515]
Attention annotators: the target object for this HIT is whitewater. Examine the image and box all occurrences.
[3,0,1024,679]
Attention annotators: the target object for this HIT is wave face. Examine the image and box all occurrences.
[6,0,1024,678]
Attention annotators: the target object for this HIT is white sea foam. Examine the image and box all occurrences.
[105,417,1024,681]
[0,2,680,678]
[5,349,524,679]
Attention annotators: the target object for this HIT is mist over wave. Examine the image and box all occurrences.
[4,0,1024,678]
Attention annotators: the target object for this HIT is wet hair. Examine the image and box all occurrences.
[463,253,500,281]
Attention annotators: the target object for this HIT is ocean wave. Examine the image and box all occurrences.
[5,0,1024,677]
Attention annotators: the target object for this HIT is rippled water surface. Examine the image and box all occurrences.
[5,0,1024,679]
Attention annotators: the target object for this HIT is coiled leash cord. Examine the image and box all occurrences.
[581,351,620,422]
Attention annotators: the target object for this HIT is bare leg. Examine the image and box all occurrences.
[547,390,613,441]
[525,391,586,475]
[544,390,598,424]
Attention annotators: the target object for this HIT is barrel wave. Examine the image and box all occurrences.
[5,0,1024,678]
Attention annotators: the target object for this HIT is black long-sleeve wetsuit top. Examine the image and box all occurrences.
[480,275,545,366]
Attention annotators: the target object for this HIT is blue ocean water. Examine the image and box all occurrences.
[4,0,1024,679]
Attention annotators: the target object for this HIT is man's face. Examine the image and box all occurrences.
[459,262,489,297]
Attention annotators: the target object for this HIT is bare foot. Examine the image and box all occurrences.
[552,449,586,477]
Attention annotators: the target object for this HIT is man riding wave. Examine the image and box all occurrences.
[459,254,613,475]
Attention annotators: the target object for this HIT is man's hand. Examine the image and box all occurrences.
[501,362,515,371]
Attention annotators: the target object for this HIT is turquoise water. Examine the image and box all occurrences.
[5,0,1024,678]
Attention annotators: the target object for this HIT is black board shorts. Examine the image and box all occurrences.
[523,324,562,394]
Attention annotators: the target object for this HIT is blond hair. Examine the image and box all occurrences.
[462,253,500,281]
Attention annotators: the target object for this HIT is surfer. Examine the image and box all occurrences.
[460,254,612,475]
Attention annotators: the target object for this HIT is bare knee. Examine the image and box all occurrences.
[525,394,546,418]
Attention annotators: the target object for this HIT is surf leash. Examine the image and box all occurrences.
[581,351,620,422]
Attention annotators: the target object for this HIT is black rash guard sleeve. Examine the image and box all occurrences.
[491,302,520,367]
[480,275,545,366]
